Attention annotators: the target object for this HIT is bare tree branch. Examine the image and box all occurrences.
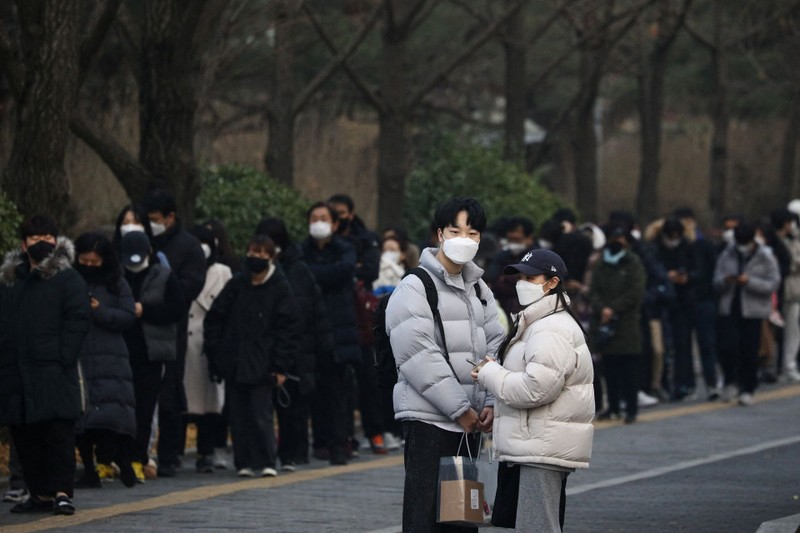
[302,2,388,113]
[408,0,531,108]
[293,2,382,115]
[79,0,122,80]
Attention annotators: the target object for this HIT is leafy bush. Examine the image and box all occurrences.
[404,135,567,241]
[0,191,22,256]
[196,165,309,253]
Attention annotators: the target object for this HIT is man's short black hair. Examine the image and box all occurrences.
[661,217,684,238]
[306,201,338,223]
[247,234,276,256]
[608,210,636,233]
[256,217,291,249]
[327,194,354,213]
[141,189,177,217]
[552,208,577,225]
[770,208,795,230]
[734,223,755,245]
[672,207,695,220]
[19,213,58,240]
[432,197,487,233]
[509,216,535,237]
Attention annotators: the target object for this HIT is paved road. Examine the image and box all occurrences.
[2,384,799,533]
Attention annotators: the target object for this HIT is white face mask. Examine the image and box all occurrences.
[201,243,212,259]
[382,251,401,265]
[662,237,681,249]
[441,236,479,265]
[150,222,166,237]
[722,228,735,244]
[516,280,546,307]
[309,221,333,240]
[504,242,527,255]
[538,239,553,250]
[630,229,642,241]
[125,258,149,273]
[737,244,753,255]
[120,224,145,236]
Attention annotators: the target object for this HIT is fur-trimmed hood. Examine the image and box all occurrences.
[0,236,76,285]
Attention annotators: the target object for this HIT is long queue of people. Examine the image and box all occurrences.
[481,204,799,425]
[0,190,401,515]
[2,190,799,520]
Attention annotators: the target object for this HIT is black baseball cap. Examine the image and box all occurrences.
[504,248,568,279]
[120,231,151,268]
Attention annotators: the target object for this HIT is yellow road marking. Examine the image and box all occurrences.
[7,384,800,532]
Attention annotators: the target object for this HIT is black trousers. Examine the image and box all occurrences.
[718,314,762,394]
[157,355,187,467]
[603,354,639,418]
[76,429,134,471]
[402,421,479,533]
[345,346,384,441]
[228,382,277,470]
[131,358,163,464]
[195,413,223,457]
[311,359,348,457]
[12,419,76,498]
[275,380,311,464]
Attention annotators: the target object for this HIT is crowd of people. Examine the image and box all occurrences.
[0,189,798,528]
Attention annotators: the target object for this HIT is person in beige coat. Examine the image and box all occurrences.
[184,226,233,472]
[473,249,594,532]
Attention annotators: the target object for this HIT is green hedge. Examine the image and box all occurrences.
[404,135,567,240]
[196,165,309,254]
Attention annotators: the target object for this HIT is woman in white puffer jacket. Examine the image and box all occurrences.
[473,249,594,532]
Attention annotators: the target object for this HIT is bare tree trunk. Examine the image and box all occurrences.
[1,1,79,225]
[780,89,800,199]
[707,0,728,223]
[572,49,601,222]
[139,0,203,222]
[503,1,526,161]
[636,45,669,219]
[265,0,298,187]
[377,12,412,231]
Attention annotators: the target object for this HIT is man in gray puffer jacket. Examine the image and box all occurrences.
[386,197,505,533]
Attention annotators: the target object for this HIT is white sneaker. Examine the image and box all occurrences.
[722,384,738,402]
[261,467,278,477]
[738,392,754,406]
[2,488,29,503]
[637,391,659,408]
[782,369,800,383]
[237,468,255,478]
[383,432,402,451]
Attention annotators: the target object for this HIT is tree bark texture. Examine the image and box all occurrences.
[707,0,728,224]
[780,89,800,200]
[376,4,413,232]
[572,49,602,222]
[139,0,204,222]
[265,0,298,187]
[2,0,80,225]
[503,1,526,161]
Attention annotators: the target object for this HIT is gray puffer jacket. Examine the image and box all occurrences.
[385,248,505,431]
[713,243,780,319]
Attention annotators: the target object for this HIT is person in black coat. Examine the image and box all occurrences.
[141,189,206,477]
[328,194,386,454]
[302,201,360,465]
[204,234,301,477]
[120,231,185,482]
[0,214,91,515]
[256,217,335,470]
[73,233,138,489]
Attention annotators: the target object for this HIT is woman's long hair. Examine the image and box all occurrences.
[494,274,587,363]
[74,232,122,295]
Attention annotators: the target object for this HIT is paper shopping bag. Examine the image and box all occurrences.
[437,435,485,527]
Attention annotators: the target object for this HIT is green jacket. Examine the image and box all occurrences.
[588,251,645,355]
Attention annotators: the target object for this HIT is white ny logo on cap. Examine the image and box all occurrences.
[551,265,557,272]
[522,252,533,262]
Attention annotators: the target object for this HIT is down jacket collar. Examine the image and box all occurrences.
[0,236,75,286]
[419,247,484,291]
[509,293,570,344]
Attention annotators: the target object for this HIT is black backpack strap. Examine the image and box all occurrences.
[473,279,487,307]
[404,267,457,378]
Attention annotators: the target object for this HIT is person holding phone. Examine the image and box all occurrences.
[471,249,594,532]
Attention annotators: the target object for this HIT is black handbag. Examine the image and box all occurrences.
[491,462,520,528]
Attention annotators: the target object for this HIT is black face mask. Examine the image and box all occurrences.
[246,256,270,274]
[338,218,350,233]
[27,241,56,263]
[606,241,624,255]
[76,264,104,284]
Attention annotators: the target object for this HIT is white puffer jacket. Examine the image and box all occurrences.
[386,248,505,432]
[477,294,594,469]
